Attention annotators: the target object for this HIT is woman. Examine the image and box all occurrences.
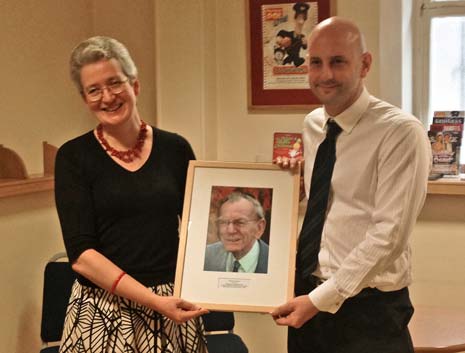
[55,36,208,353]
[431,132,445,153]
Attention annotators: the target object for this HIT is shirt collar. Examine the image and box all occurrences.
[323,87,370,134]
[226,240,260,272]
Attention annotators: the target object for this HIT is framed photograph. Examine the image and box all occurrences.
[246,0,335,110]
[174,161,301,312]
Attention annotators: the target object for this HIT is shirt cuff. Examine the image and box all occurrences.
[308,277,345,314]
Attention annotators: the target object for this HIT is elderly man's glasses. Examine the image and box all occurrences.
[216,218,260,229]
[84,78,129,102]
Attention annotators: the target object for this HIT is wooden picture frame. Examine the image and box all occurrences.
[174,161,301,312]
[246,0,335,110]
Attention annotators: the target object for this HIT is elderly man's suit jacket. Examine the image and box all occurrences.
[203,239,269,273]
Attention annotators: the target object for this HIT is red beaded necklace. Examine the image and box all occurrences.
[96,121,148,163]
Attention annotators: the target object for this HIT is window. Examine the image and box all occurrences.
[414,0,465,167]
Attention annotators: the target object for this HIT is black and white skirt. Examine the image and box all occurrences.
[59,281,208,353]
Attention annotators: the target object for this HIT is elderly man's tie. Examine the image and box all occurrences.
[232,260,240,272]
[297,120,342,280]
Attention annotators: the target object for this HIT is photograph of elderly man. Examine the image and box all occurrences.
[203,189,272,274]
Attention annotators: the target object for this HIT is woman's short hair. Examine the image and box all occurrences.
[69,36,138,92]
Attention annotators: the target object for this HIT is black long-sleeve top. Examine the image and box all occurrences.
[54,127,195,287]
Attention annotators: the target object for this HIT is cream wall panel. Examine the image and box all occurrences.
[0,193,63,353]
[200,0,219,160]
[336,0,380,97]
[92,0,157,127]
[214,0,380,164]
[0,0,94,174]
[411,196,465,310]
[0,1,158,352]
[215,0,304,163]
[155,0,209,157]
[0,2,93,352]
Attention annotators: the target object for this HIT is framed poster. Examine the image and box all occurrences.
[174,161,301,312]
[246,0,335,110]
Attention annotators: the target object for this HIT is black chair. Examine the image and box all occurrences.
[202,311,248,353]
[39,253,75,353]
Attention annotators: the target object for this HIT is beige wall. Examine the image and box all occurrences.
[155,0,381,164]
[0,1,464,353]
[411,196,465,309]
[0,1,157,352]
[0,0,156,174]
[1,0,93,174]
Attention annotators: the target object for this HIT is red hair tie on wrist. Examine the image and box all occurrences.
[110,271,126,294]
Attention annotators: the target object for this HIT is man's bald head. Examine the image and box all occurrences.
[309,17,367,55]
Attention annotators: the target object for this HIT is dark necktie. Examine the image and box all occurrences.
[232,260,240,272]
[296,120,342,280]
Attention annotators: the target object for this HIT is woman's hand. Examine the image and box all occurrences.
[72,250,208,323]
[152,296,209,324]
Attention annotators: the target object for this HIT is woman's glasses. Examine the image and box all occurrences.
[84,78,129,102]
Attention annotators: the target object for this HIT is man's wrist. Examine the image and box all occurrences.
[308,277,345,314]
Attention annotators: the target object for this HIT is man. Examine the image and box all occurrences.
[443,133,455,153]
[274,2,310,67]
[272,17,431,353]
[204,192,269,273]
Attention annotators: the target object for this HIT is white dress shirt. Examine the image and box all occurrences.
[302,88,432,313]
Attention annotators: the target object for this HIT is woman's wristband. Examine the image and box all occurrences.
[110,271,126,294]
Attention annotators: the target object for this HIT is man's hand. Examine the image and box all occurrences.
[274,156,306,201]
[273,156,303,170]
[153,296,209,324]
[271,295,319,328]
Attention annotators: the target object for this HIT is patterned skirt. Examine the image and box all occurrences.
[59,281,208,353]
